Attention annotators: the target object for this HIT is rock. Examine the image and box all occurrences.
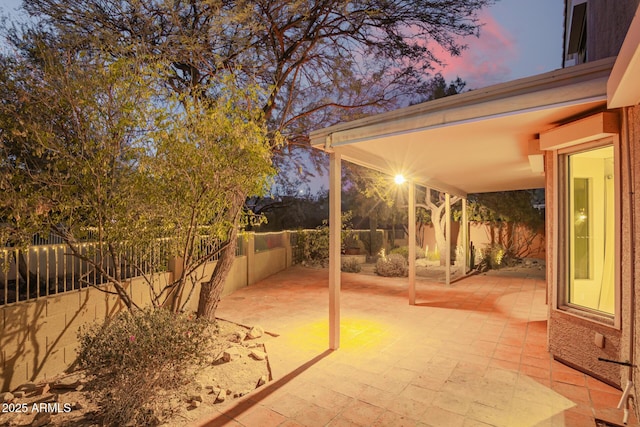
[250,349,267,361]
[257,376,267,387]
[235,331,247,342]
[13,391,25,398]
[189,400,201,408]
[17,382,37,393]
[32,412,51,427]
[73,401,83,410]
[222,347,242,362]
[40,383,50,396]
[247,326,264,339]
[190,394,203,403]
[1,392,14,402]
[51,374,82,390]
[215,390,226,403]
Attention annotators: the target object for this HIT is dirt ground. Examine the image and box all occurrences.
[359,257,546,281]
[0,320,273,427]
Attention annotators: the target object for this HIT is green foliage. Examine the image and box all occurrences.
[375,253,408,277]
[341,258,362,273]
[341,212,359,250]
[22,0,492,140]
[77,308,215,426]
[424,73,467,101]
[468,190,544,231]
[389,246,425,260]
[296,212,360,265]
[468,190,545,261]
[426,246,441,261]
[480,243,508,269]
[0,32,277,313]
[360,231,384,256]
[297,225,330,265]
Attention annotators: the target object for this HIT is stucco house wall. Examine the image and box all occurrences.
[544,103,640,391]
[587,0,640,61]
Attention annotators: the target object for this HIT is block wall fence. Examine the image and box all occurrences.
[0,232,290,392]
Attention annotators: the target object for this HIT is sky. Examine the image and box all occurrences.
[0,0,565,193]
[433,0,564,89]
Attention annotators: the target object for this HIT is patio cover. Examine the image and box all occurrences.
[309,57,614,349]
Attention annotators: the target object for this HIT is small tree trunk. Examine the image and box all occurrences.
[432,205,447,267]
[197,226,239,320]
[369,215,377,256]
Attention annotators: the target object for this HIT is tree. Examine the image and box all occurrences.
[343,163,403,255]
[423,73,467,101]
[246,186,330,232]
[468,190,545,261]
[11,0,492,318]
[22,0,492,143]
[0,30,276,316]
[416,188,461,266]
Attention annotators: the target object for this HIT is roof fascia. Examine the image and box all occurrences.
[311,57,614,149]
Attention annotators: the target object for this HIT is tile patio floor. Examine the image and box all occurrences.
[188,266,637,427]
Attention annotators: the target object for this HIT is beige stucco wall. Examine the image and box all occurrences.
[545,109,634,388]
[587,0,640,62]
[627,105,640,413]
[418,222,545,261]
[1,240,290,392]
[252,248,287,285]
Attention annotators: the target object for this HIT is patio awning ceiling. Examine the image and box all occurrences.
[310,57,615,197]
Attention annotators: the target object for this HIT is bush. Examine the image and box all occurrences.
[426,246,440,261]
[389,245,426,260]
[297,226,329,265]
[375,254,408,277]
[77,308,215,426]
[360,231,383,255]
[341,258,361,273]
[479,243,513,270]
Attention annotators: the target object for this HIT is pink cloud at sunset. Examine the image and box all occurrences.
[430,11,519,90]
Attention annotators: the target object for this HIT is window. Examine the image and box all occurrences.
[565,0,587,66]
[560,143,617,321]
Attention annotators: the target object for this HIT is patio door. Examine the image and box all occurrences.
[566,145,615,315]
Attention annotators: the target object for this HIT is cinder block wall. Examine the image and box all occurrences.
[1,232,291,392]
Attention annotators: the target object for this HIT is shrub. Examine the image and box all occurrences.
[480,243,512,270]
[426,245,440,261]
[297,225,329,265]
[77,308,215,426]
[390,245,426,260]
[360,231,383,255]
[296,212,359,266]
[375,253,408,277]
[341,258,361,273]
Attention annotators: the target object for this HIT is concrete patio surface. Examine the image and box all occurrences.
[189,266,637,427]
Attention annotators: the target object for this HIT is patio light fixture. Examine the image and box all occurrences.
[394,174,406,185]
